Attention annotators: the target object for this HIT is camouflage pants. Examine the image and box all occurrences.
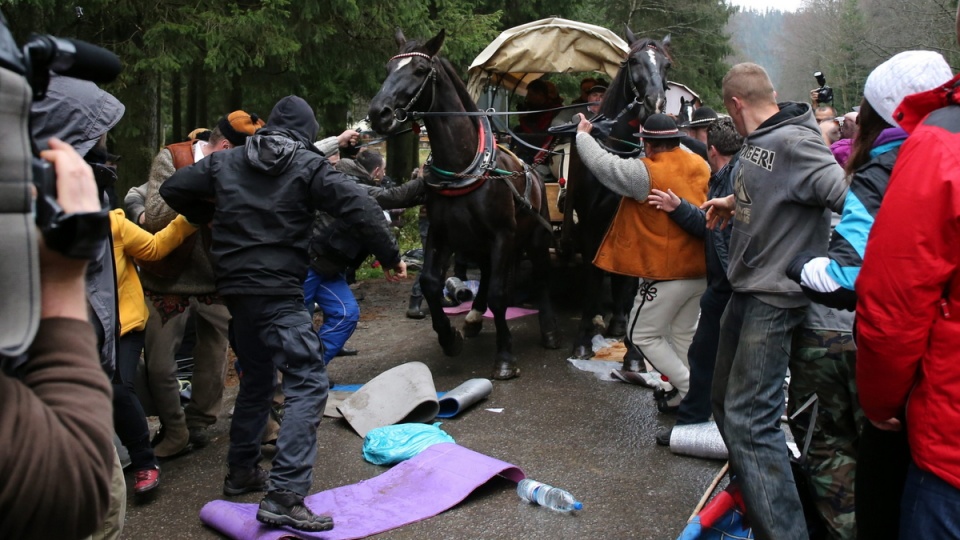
[788,329,863,540]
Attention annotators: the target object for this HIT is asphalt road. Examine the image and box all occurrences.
[121,277,725,539]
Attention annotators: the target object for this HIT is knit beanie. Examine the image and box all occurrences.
[863,51,953,127]
[217,110,265,146]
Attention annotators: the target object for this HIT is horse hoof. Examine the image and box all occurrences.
[572,345,594,360]
[606,319,627,338]
[541,331,560,350]
[492,361,520,380]
[462,320,483,338]
[441,329,464,357]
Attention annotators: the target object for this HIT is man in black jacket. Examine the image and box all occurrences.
[161,95,405,532]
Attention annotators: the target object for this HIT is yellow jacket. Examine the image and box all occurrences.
[110,209,197,335]
[594,147,710,280]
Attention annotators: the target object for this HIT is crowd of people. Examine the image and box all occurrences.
[4,5,960,539]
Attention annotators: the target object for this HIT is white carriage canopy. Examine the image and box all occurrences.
[466,18,630,101]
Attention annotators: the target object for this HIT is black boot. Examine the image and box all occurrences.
[406,295,426,319]
[257,489,334,532]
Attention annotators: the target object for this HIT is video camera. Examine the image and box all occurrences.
[813,71,834,104]
[0,11,121,356]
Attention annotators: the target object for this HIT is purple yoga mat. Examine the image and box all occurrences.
[199,443,524,539]
[442,300,539,319]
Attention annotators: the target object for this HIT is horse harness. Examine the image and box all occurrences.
[423,115,555,234]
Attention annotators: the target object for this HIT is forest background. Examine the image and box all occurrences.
[4,0,958,197]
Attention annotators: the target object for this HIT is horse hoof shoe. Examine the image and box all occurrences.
[462,321,482,338]
[492,363,519,380]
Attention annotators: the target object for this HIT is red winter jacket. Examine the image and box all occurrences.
[856,73,960,490]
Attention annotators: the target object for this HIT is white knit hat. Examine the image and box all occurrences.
[864,50,953,127]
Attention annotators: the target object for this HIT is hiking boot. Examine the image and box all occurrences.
[223,466,270,496]
[256,490,334,532]
[406,295,426,319]
[189,426,210,448]
[134,466,161,495]
[656,427,672,447]
[153,424,192,459]
[335,347,358,357]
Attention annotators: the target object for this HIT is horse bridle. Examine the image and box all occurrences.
[620,43,666,113]
[388,52,437,123]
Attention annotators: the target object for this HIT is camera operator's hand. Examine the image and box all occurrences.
[809,89,820,106]
[37,138,100,321]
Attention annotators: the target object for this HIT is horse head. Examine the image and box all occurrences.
[369,28,447,134]
[601,27,671,125]
[678,96,695,126]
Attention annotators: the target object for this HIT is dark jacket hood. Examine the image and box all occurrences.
[30,73,125,157]
[756,102,810,133]
[266,96,319,143]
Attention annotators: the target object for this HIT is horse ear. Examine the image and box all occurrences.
[395,27,407,48]
[662,34,672,50]
[624,24,637,45]
[423,29,446,57]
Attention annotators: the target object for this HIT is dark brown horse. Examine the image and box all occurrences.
[566,30,672,359]
[368,29,559,380]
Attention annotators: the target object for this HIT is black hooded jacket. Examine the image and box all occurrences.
[160,96,400,295]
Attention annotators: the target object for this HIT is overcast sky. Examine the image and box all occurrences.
[727,0,805,12]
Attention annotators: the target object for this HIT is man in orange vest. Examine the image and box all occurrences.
[576,113,710,412]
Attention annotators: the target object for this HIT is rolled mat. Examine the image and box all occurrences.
[442,300,539,320]
[436,378,493,418]
[669,421,728,461]
[199,443,525,540]
[337,362,439,437]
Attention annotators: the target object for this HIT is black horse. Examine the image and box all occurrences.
[368,29,559,380]
[566,29,672,359]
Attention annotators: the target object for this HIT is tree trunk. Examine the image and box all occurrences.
[112,72,158,201]
[171,71,182,142]
[186,64,198,134]
[198,68,208,127]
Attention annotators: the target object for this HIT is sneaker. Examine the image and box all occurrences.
[655,427,672,447]
[256,490,334,532]
[223,466,270,496]
[134,466,161,495]
[189,427,210,448]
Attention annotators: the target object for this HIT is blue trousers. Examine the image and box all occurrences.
[712,292,808,540]
[676,286,731,426]
[225,294,328,496]
[900,463,960,539]
[303,268,360,364]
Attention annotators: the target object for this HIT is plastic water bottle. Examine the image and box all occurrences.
[517,479,583,512]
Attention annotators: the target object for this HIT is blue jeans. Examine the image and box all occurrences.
[676,286,731,425]
[303,268,360,364]
[225,294,328,496]
[711,292,808,540]
[900,463,960,539]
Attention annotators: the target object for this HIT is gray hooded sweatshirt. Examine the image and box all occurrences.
[728,102,847,308]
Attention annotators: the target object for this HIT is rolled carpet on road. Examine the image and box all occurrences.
[199,443,525,539]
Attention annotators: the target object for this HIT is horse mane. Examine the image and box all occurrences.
[400,38,479,114]
[599,37,670,118]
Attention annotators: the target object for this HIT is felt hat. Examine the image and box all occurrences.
[588,85,607,96]
[686,106,718,128]
[635,113,681,139]
[864,50,953,127]
[217,110,265,146]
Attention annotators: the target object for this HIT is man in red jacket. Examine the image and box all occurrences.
[855,5,960,536]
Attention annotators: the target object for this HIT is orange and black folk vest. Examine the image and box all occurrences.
[594,147,710,280]
[136,141,203,279]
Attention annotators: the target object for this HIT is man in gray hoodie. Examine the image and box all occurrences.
[702,63,848,540]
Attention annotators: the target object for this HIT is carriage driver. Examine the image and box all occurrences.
[575,113,709,413]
